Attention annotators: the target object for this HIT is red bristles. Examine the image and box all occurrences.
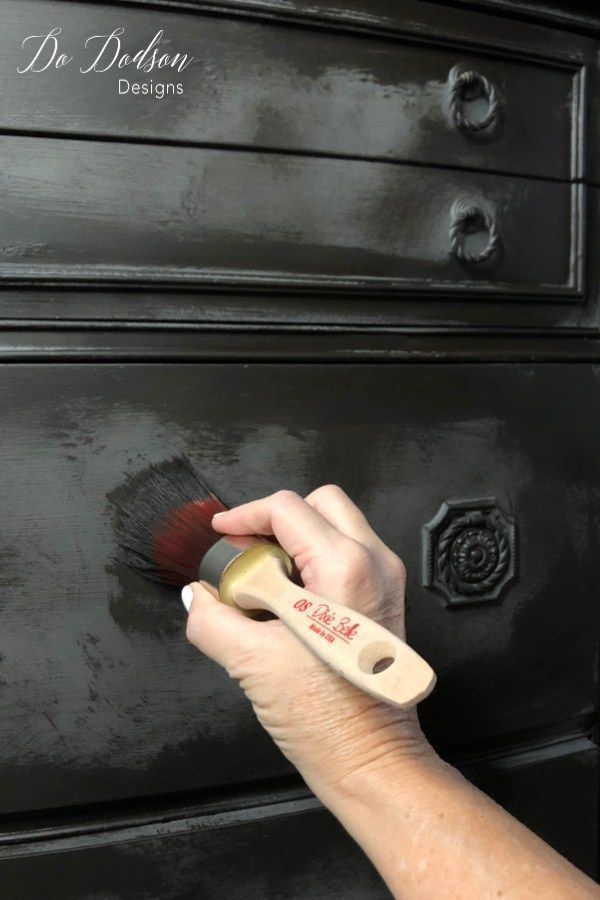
[151,497,226,586]
[111,456,230,588]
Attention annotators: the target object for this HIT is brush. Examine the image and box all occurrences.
[113,457,436,709]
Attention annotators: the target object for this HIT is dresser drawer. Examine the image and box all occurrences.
[0,362,597,815]
[0,138,581,299]
[0,0,584,181]
[1,744,596,897]
[0,801,390,899]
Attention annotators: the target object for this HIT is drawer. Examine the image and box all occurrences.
[0,744,596,896]
[0,363,597,814]
[0,801,389,899]
[0,0,584,180]
[0,137,581,298]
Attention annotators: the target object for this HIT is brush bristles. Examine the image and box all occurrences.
[112,456,228,587]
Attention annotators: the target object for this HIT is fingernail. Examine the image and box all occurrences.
[181,585,194,613]
[212,511,225,518]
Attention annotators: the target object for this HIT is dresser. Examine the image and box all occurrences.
[0,0,598,895]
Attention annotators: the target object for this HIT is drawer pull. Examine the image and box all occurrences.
[449,199,501,265]
[422,499,517,608]
[448,66,502,134]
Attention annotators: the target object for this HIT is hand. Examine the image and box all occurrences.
[184,488,600,899]
[184,486,436,807]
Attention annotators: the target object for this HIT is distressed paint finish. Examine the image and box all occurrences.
[0,1,582,180]
[0,138,579,295]
[0,363,598,817]
[0,0,598,892]
[0,800,391,899]
[0,744,596,896]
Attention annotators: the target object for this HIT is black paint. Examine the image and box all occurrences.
[0,0,598,894]
[0,1,584,180]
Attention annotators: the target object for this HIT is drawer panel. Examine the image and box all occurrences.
[0,744,596,896]
[468,744,599,882]
[0,0,581,180]
[0,138,580,297]
[0,801,389,899]
[0,363,597,814]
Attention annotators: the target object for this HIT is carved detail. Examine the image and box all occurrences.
[422,499,517,607]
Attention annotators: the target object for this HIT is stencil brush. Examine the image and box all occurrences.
[113,457,436,709]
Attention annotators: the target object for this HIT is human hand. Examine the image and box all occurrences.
[184,486,437,808]
[185,488,600,900]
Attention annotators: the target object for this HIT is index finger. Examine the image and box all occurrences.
[304,484,384,549]
[211,490,346,562]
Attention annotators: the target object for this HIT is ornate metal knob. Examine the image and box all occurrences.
[422,499,517,608]
[448,65,502,133]
[449,198,501,265]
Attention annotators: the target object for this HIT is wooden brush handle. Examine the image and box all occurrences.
[228,552,436,709]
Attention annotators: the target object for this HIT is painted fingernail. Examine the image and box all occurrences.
[181,585,194,613]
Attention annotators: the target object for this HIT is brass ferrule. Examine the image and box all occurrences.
[198,536,293,611]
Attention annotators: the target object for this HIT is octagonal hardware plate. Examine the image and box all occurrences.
[422,498,517,608]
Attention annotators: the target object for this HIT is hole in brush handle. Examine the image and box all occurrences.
[371,656,395,674]
[357,639,397,675]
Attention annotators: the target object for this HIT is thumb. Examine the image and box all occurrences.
[183,581,267,675]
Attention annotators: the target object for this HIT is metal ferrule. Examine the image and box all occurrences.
[197,535,263,588]
[198,536,294,615]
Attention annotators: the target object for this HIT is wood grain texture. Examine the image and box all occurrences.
[1,0,581,180]
[223,552,436,708]
[0,137,581,295]
[0,363,597,815]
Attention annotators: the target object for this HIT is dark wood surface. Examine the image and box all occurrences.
[466,741,599,879]
[1,0,598,892]
[69,0,600,43]
[0,363,597,816]
[0,138,581,296]
[427,0,600,33]
[1,1,581,180]
[0,798,392,899]
[0,742,596,897]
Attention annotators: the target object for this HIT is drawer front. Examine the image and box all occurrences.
[0,802,390,899]
[0,0,582,180]
[0,138,580,297]
[0,363,597,814]
[0,745,596,897]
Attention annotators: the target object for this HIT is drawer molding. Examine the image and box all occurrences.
[1,1,589,181]
[0,139,585,300]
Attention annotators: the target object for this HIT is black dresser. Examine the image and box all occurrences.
[0,0,599,895]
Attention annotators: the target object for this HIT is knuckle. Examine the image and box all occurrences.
[316,483,347,501]
[385,550,407,583]
[225,646,260,681]
[341,541,372,585]
[272,488,300,507]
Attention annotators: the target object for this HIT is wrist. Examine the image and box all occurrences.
[317,739,456,898]
[301,706,440,815]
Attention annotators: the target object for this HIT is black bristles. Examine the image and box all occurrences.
[110,456,229,586]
